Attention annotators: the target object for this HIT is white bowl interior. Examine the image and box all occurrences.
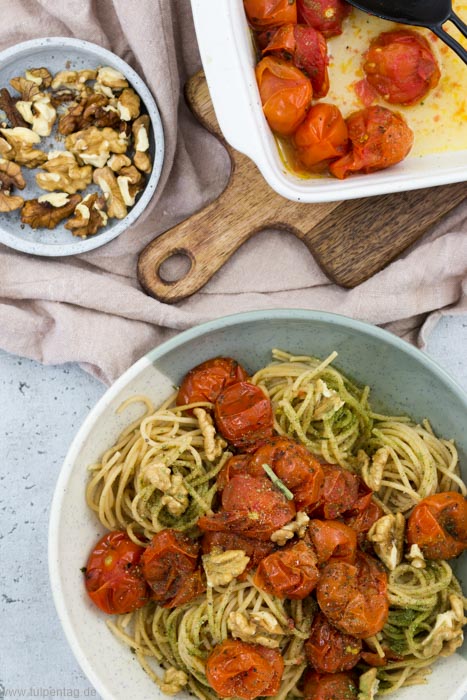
[0,37,164,255]
[49,310,467,700]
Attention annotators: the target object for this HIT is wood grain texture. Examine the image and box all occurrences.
[138,71,466,303]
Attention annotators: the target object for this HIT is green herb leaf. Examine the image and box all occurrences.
[262,463,294,500]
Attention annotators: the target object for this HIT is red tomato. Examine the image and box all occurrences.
[353,78,379,107]
[256,56,312,136]
[141,529,205,608]
[305,612,362,673]
[198,474,296,540]
[206,639,284,699]
[317,551,388,638]
[363,30,440,106]
[330,106,413,179]
[342,479,383,535]
[302,670,358,700]
[263,24,329,98]
[254,540,320,598]
[214,382,274,451]
[84,531,149,614]
[244,0,297,30]
[248,437,324,510]
[202,531,275,578]
[360,651,387,667]
[307,463,359,519]
[297,0,351,37]
[407,492,467,560]
[293,103,349,171]
[217,454,253,491]
[176,357,248,408]
[307,519,357,564]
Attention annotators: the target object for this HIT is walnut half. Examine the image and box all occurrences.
[65,193,107,238]
[0,159,25,212]
[21,192,81,229]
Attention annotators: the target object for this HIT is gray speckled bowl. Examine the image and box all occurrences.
[0,37,164,256]
[49,310,467,700]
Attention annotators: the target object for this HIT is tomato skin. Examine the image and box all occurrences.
[353,78,379,107]
[263,24,329,98]
[294,103,349,171]
[217,454,254,492]
[407,492,467,560]
[199,474,296,540]
[330,106,413,179]
[307,519,357,565]
[254,540,320,598]
[244,0,297,30]
[297,0,351,38]
[202,531,275,578]
[214,382,274,451]
[305,612,362,673]
[256,56,312,136]
[248,437,324,510]
[206,639,284,699]
[141,529,205,608]
[176,357,248,409]
[342,479,384,535]
[317,551,388,638]
[363,30,440,106]
[84,531,149,615]
[302,670,358,700]
[307,464,359,519]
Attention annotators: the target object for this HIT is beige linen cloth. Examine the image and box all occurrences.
[0,0,466,384]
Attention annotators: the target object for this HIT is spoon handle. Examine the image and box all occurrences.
[449,10,467,37]
[432,20,467,64]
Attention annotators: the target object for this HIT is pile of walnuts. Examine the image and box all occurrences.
[0,65,152,237]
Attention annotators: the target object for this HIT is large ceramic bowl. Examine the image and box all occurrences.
[49,310,467,700]
[0,37,164,256]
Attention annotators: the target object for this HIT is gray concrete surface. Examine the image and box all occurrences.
[1,315,466,698]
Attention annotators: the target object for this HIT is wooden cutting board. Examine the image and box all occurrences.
[138,71,466,303]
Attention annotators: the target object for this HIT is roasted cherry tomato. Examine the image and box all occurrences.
[248,437,324,510]
[198,474,296,540]
[305,612,362,673]
[244,0,297,30]
[308,463,359,519]
[353,77,379,107]
[214,381,274,451]
[254,540,320,598]
[342,478,383,535]
[84,531,149,614]
[202,531,275,577]
[330,106,413,179]
[317,551,388,638]
[176,357,248,409]
[263,24,329,98]
[297,0,351,38]
[363,30,440,106]
[217,454,253,491]
[294,103,349,171]
[302,670,358,700]
[307,519,357,564]
[256,56,312,136]
[407,492,467,560]
[206,639,284,699]
[141,529,205,608]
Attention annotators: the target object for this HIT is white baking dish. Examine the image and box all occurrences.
[190,0,467,202]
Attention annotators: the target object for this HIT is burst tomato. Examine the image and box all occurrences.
[330,106,414,179]
[217,454,253,491]
[256,56,312,136]
[342,478,383,535]
[202,531,275,577]
[248,436,324,510]
[244,0,297,30]
[84,531,149,614]
[206,639,284,699]
[302,670,358,700]
[307,519,357,564]
[363,30,440,106]
[294,103,349,171]
[176,357,248,408]
[263,24,329,97]
[407,492,467,560]
[141,529,205,608]
[307,463,359,519]
[254,540,320,598]
[317,551,388,638]
[297,0,351,37]
[305,612,362,673]
[214,381,274,451]
[198,474,296,540]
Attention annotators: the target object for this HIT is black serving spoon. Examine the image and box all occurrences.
[345,0,467,64]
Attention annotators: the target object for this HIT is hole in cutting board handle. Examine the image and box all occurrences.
[158,251,193,284]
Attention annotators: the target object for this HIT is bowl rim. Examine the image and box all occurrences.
[48,308,467,699]
[0,36,165,256]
